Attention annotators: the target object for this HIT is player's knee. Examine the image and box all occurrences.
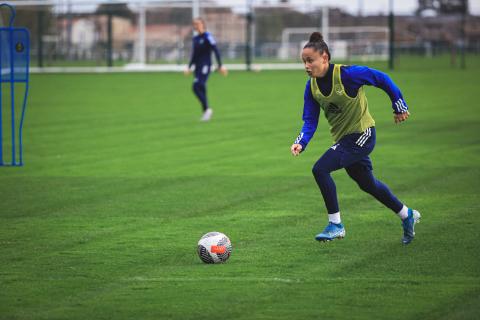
[347,167,377,194]
[352,176,377,194]
[312,161,329,178]
[358,181,376,194]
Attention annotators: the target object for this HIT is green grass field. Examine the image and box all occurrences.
[1,58,479,319]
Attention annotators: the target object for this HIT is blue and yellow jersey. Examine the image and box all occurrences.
[188,31,222,70]
[294,64,409,148]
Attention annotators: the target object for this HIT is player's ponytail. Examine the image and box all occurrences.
[304,32,331,61]
[309,32,324,43]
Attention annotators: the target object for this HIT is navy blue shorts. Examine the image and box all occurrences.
[194,64,211,85]
[315,127,376,173]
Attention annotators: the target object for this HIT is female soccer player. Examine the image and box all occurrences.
[184,18,227,121]
[291,32,420,245]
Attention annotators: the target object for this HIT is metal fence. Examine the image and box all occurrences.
[1,0,478,72]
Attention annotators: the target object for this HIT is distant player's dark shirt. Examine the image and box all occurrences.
[188,32,222,69]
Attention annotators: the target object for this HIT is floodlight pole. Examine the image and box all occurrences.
[388,0,395,70]
[107,12,113,67]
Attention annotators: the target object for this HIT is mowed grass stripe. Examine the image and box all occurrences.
[1,59,480,319]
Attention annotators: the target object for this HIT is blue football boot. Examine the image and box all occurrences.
[315,222,346,242]
[402,209,421,245]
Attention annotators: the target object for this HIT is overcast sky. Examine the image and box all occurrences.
[221,0,479,15]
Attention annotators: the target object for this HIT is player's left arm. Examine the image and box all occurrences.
[206,33,227,76]
[344,65,410,123]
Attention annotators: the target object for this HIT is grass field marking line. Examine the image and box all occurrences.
[124,276,301,283]
[121,276,480,285]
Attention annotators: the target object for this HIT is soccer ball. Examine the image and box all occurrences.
[197,232,232,264]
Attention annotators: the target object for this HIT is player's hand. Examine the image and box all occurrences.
[184,67,192,76]
[291,144,303,156]
[219,66,228,76]
[394,111,410,124]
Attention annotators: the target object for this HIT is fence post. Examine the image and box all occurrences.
[388,0,395,70]
[107,12,113,67]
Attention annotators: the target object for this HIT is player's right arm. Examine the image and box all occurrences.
[291,79,321,156]
[185,38,196,75]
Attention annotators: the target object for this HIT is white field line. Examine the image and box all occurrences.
[124,276,300,283]
[121,276,480,285]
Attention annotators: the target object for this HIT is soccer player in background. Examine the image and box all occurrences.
[184,18,227,121]
[291,32,421,245]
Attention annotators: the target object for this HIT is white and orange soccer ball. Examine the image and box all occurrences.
[197,232,232,264]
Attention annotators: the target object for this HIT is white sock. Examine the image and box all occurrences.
[328,212,341,224]
[397,205,409,220]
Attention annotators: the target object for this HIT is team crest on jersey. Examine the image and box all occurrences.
[335,84,343,95]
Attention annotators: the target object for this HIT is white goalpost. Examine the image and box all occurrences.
[279,26,390,62]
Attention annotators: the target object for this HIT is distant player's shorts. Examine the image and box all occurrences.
[194,64,211,84]
[316,127,376,173]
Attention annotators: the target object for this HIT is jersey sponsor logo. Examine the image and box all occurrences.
[325,103,342,115]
